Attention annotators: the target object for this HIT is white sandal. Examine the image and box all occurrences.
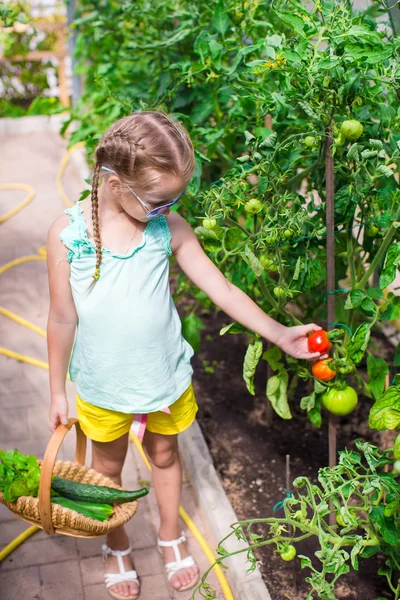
[102,543,140,600]
[157,531,200,592]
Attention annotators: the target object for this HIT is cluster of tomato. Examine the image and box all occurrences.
[308,330,358,417]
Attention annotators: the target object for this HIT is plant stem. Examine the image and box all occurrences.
[257,275,302,326]
[356,221,398,289]
[347,217,356,288]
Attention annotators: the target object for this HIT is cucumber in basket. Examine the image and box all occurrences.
[51,495,114,522]
[51,476,149,504]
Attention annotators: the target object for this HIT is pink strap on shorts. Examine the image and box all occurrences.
[130,406,171,442]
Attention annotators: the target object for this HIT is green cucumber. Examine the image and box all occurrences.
[51,496,114,521]
[51,476,149,504]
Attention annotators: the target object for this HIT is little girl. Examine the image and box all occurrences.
[47,111,324,600]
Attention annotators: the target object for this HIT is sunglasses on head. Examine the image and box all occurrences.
[101,166,186,219]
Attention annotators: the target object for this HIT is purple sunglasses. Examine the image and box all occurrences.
[101,166,186,219]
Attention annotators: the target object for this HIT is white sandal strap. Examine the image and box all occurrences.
[157,531,197,581]
[157,531,186,563]
[104,570,139,589]
[102,543,134,577]
[165,556,196,582]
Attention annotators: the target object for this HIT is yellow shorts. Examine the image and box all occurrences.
[76,383,198,443]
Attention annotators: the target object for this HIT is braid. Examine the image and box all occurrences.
[89,163,102,287]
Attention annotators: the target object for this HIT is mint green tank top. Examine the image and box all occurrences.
[60,202,194,414]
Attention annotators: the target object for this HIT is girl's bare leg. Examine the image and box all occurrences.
[91,433,139,598]
[142,430,199,590]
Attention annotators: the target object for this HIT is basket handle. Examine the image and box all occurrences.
[39,417,87,535]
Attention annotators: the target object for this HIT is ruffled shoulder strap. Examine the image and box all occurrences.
[59,202,94,262]
[149,215,172,256]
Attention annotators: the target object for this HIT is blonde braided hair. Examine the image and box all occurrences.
[88,111,195,286]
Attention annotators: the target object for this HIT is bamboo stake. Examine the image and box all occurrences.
[286,454,298,593]
[325,126,337,527]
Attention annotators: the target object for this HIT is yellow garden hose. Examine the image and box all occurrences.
[0,526,40,562]
[0,151,234,599]
[0,183,35,223]
[57,142,85,208]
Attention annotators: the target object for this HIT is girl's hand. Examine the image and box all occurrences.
[275,324,327,361]
[49,393,69,433]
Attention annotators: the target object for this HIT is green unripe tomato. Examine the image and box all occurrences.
[304,136,316,148]
[293,510,306,523]
[336,513,346,527]
[322,386,358,416]
[283,229,294,239]
[244,199,262,214]
[202,218,217,230]
[335,133,346,147]
[340,120,363,141]
[260,255,279,272]
[393,461,400,474]
[366,224,379,237]
[338,364,353,375]
[265,232,278,247]
[273,286,286,298]
[280,545,297,561]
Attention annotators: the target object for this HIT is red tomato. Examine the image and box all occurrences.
[307,330,331,353]
[312,359,336,382]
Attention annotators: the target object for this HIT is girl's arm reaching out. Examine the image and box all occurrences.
[168,213,323,361]
[47,215,78,431]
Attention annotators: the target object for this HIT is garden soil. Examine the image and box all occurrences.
[189,308,396,600]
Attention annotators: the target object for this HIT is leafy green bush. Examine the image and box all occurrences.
[69,0,400,426]
[0,2,64,117]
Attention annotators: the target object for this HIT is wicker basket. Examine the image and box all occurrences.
[0,418,139,538]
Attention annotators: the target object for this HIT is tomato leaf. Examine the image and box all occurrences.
[181,313,205,353]
[367,355,389,401]
[242,246,264,277]
[394,434,400,461]
[308,396,322,428]
[361,298,376,315]
[347,323,371,364]
[366,287,384,299]
[243,340,263,395]
[262,347,284,371]
[301,392,322,427]
[267,370,291,420]
[219,322,246,336]
[369,506,399,546]
[379,243,400,290]
[300,391,315,411]
[369,386,400,430]
[350,537,364,570]
[212,0,230,35]
[344,290,365,309]
[394,343,400,368]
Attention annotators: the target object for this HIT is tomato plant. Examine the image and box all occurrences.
[69,0,400,430]
[205,442,400,600]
